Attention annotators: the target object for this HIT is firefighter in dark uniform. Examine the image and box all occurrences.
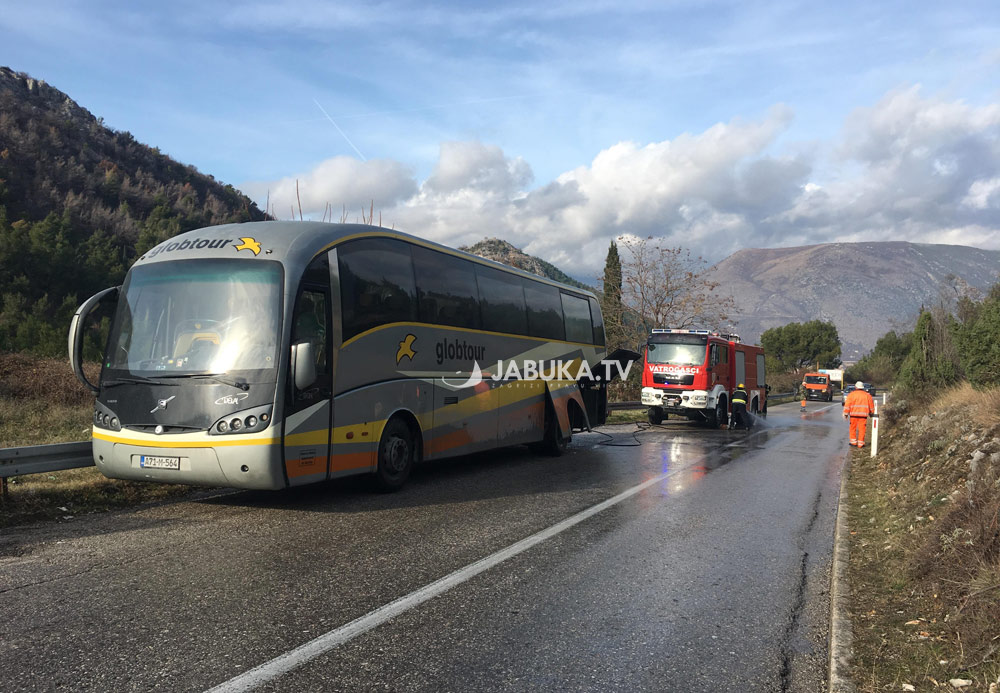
[731,383,750,430]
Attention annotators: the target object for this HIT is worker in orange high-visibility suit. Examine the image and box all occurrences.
[842,381,876,447]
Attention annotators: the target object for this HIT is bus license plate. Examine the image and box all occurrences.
[140,455,180,470]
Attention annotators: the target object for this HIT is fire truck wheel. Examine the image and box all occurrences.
[648,406,665,425]
[706,398,726,428]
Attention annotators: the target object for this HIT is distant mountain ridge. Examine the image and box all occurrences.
[705,241,1000,358]
[459,238,592,290]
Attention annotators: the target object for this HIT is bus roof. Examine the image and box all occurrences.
[134,221,596,298]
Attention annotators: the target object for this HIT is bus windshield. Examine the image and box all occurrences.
[646,335,707,366]
[104,259,283,378]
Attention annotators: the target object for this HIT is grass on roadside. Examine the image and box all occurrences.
[604,408,648,424]
[2,467,197,528]
[1,353,200,528]
[0,399,92,448]
[848,384,1000,691]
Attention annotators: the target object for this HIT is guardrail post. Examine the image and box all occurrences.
[870,412,879,457]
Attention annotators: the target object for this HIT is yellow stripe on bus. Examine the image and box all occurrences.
[340,320,601,351]
[92,430,278,448]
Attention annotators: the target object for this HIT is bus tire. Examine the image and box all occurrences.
[648,406,665,425]
[374,417,415,492]
[543,408,569,456]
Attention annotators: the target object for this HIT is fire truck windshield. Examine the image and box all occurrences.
[646,335,708,366]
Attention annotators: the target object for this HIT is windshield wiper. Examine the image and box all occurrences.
[103,375,180,388]
[157,373,250,390]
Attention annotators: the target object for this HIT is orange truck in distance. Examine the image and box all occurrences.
[802,372,833,401]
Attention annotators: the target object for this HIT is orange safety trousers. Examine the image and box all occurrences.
[849,416,868,446]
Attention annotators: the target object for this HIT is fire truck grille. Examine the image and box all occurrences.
[653,374,694,386]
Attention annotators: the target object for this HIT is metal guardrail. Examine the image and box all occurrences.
[0,441,93,479]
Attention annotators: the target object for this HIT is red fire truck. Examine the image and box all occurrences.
[640,329,768,427]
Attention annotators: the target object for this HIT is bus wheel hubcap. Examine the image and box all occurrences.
[385,437,408,473]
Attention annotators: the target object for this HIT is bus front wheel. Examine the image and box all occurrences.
[374,418,415,492]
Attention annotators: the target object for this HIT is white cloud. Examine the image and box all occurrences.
[242,157,417,219]
[424,141,532,196]
[243,86,1000,281]
[963,177,1000,210]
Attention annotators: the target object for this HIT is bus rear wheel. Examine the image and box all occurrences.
[374,418,414,492]
[543,408,569,456]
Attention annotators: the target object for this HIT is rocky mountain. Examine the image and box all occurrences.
[459,238,592,290]
[705,242,1000,359]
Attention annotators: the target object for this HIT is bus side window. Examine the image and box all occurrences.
[412,246,481,329]
[561,292,593,343]
[338,238,417,340]
[524,280,565,340]
[475,265,527,335]
[587,296,605,346]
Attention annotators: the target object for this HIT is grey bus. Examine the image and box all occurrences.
[69,221,618,491]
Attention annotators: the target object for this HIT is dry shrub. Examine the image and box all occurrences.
[929,382,1000,429]
[909,439,1000,667]
[0,353,97,407]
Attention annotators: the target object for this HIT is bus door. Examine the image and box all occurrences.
[284,256,333,486]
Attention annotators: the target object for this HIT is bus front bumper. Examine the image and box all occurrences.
[92,434,286,490]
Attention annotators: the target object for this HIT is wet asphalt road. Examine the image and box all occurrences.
[1,400,848,692]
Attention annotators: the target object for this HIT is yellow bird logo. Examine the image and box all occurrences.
[235,237,261,255]
[396,334,417,365]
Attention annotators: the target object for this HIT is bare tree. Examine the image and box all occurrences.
[617,235,735,342]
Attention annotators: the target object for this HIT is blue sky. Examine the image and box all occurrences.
[4,1,1000,278]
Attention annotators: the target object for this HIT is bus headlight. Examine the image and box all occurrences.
[210,405,273,436]
[94,404,122,430]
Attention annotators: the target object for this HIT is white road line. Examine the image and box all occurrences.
[205,464,688,693]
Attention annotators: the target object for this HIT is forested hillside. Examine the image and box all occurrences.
[0,67,266,356]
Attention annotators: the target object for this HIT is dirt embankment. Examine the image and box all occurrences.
[849,383,1000,691]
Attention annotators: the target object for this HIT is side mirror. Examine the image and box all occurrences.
[68,286,119,393]
[291,341,317,391]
